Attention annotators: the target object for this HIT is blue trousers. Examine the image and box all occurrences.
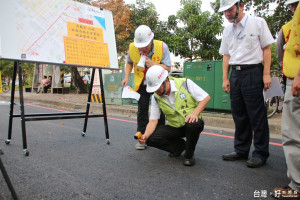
[230,65,270,161]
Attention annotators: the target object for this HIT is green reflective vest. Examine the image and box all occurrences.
[154,77,201,128]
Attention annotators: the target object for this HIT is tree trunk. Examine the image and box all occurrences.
[70,67,87,94]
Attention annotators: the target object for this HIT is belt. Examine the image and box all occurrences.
[231,64,262,71]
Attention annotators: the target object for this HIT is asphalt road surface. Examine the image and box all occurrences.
[0,100,289,200]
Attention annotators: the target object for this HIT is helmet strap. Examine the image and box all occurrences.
[162,81,166,96]
[233,1,240,23]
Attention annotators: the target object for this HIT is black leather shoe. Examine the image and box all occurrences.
[183,157,195,166]
[246,157,266,168]
[222,152,248,161]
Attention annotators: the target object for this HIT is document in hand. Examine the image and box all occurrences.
[263,77,285,100]
[122,86,141,101]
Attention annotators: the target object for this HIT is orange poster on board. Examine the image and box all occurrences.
[67,21,104,42]
[64,36,110,67]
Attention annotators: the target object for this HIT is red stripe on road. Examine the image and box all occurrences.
[202,132,234,139]
[202,131,283,147]
[269,142,283,146]
[27,104,72,113]
[107,117,137,124]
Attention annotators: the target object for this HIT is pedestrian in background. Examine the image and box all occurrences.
[121,25,171,150]
[138,65,210,166]
[43,76,52,93]
[272,2,300,198]
[37,75,48,93]
[218,0,274,168]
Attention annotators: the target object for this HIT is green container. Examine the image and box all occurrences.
[183,61,231,111]
[213,61,231,111]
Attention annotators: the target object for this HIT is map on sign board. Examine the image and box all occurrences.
[0,0,118,69]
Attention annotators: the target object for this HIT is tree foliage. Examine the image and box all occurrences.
[243,0,293,37]
[0,60,14,80]
[169,0,223,61]
[92,0,132,69]
[0,60,34,86]
[127,0,159,40]
[270,43,280,70]
[92,0,132,53]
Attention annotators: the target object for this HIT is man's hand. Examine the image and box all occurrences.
[121,78,128,87]
[222,79,230,94]
[185,114,198,123]
[138,134,148,144]
[263,74,272,90]
[145,57,155,68]
[292,70,300,97]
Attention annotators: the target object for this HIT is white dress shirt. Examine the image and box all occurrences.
[219,15,274,65]
[149,79,209,120]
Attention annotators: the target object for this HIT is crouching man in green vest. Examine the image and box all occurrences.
[122,25,171,150]
[138,65,211,166]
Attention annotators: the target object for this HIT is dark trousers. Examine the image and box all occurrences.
[137,84,165,134]
[44,85,51,93]
[146,119,204,159]
[230,65,269,161]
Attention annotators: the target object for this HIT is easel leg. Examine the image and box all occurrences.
[6,62,18,145]
[82,68,95,136]
[99,69,110,144]
[0,153,19,200]
[17,62,29,156]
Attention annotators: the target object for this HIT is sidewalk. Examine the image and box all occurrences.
[0,91,282,137]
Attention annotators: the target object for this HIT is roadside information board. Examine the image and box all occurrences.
[0,0,118,69]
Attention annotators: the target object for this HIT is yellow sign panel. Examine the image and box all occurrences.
[67,22,104,42]
[64,37,110,67]
[91,94,102,103]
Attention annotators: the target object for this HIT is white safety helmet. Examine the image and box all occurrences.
[146,65,169,93]
[285,0,299,5]
[218,0,240,12]
[134,25,154,48]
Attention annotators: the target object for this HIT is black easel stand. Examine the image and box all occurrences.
[5,61,110,156]
[0,149,18,200]
[81,68,110,143]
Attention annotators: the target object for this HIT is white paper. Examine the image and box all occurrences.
[122,86,140,101]
[137,55,146,68]
[263,77,284,100]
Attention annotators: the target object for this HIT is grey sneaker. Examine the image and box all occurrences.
[135,142,147,150]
